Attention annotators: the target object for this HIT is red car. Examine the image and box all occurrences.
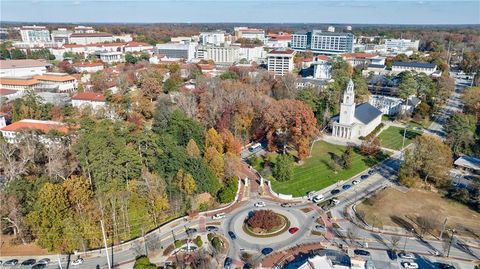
[289,227,299,234]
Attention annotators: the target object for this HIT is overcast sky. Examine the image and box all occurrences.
[1,0,479,24]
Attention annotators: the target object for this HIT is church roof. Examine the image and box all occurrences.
[354,103,382,124]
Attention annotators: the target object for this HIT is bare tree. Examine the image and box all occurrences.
[417,214,439,237]
[390,235,402,251]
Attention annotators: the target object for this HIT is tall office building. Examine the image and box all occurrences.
[267,48,295,76]
[20,25,51,43]
[291,30,354,55]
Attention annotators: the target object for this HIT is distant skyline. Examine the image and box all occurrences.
[1,0,479,25]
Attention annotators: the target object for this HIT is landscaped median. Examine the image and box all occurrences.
[242,210,290,237]
[269,141,387,197]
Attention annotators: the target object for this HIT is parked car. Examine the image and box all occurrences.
[354,249,371,256]
[433,262,456,269]
[228,231,236,240]
[386,249,397,260]
[289,227,299,234]
[224,257,233,269]
[243,263,252,269]
[312,195,324,203]
[186,228,197,236]
[401,262,419,269]
[37,258,50,265]
[342,184,351,190]
[280,203,291,207]
[307,192,316,200]
[261,247,274,255]
[31,264,46,269]
[352,179,360,185]
[330,189,340,195]
[314,225,325,232]
[212,213,226,220]
[206,226,219,232]
[3,259,19,266]
[360,174,369,180]
[71,258,84,266]
[331,198,340,205]
[254,201,266,207]
[22,259,37,266]
[398,252,415,259]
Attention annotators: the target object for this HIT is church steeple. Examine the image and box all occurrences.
[339,79,356,125]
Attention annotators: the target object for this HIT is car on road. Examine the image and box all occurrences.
[21,259,36,266]
[433,262,456,269]
[186,228,197,236]
[31,264,46,269]
[352,179,360,185]
[280,203,291,207]
[228,231,236,240]
[206,226,219,232]
[307,191,316,200]
[386,249,397,260]
[224,257,233,269]
[212,213,226,220]
[3,259,18,266]
[398,252,415,259]
[330,189,340,195]
[37,258,50,265]
[353,249,371,256]
[254,201,266,207]
[248,143,262,152]
[312,194,324,203]
[360,174,369,180]
[314,225,325,232]
[289,227,299,234]
[401,262,419,269]
[331,198,339,205]
[71,258,84,266]
[342,184,351,190]
[261,247,274,255]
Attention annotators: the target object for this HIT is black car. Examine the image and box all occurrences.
[434,262,456,269]
[386,249,397,260]
[22,259,37,266]
[3,259,19,266]
[32,264,47,269]
[330,189,340,195]
[206,226,219,232]
[360,174,369,180]
[342,184,351,190]
[224,257,233,268]
[261,247,274,255]
[228,231,236,239]
[280,203,291,207]
[354,249,371,256]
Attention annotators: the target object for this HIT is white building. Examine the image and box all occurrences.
[0,114,6,128]
[34,73,77,93]
[0,77,39,91]
[266,32,291,48]
[339,53,375,67]
[369,94,421,116]
[20,25,51,43]
[72,92,106,111]
[0,59,51,78]
[74,25,96,34]
[327,26,335,32]
[72,61,104,73]
[312,56,332,80]
[0,119,71,144]
[51,28,73,44]
[331,80,382,140]
[385,39,419,53]
[238,44,265,63]
[391,61,437,75]
[234,27,266,42]
[69,32,114,45]
[124,42,154,53]
[197,45,240,64]
[199,30,226,46]
[291,30,354,55]
[267,48,295,76]
[95,51,124,63]
[155,43,196,61]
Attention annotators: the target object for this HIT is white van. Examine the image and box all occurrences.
[248,143,262,152]
[312,195,324,203]
[212,213,226,220]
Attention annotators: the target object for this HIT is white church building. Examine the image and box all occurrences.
[331,80,382,140]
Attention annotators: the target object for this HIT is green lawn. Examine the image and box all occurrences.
[377,126,422,150]
[270,141,385,197]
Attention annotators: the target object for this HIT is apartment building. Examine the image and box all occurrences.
[155,43,196,60]
[20,25,51,43]
[198,45,240,64]
[291,30,354,55]
[267,48,295,76]
[199,30,226,46]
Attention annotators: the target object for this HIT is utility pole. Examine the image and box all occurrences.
[447,229,456,257]
[57,254,63,269]
[100,220,112,269]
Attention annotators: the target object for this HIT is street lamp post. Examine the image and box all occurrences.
[447,229,456,257]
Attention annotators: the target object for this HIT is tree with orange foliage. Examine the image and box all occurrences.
[221,129,242,156]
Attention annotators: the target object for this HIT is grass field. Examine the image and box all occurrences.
[270,141,385,197]
[377,126,421,150]
[356,188,480,238]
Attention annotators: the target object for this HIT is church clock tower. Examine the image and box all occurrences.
[339,79,356,125]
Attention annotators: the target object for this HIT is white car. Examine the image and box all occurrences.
[401,262,419,269]
[398,252,415,259]
[331,198,340,205]
[71,258,84,266]
[212,213,226,220]
[254,201,266,207]
[352,179,360,185]
[312,195,324,203]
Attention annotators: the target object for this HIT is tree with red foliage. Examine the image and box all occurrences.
[360,134,381,156]
[247,210,282,231]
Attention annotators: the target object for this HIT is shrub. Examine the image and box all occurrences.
[247,210,282,231]
[194,235,203,247]
[174,239,183,248]
[211,236,222,251]
[199,202,208,212]
[133,256,156,269]
[207,233,214,241]
[217,177,238,203]
[272,154,294,182]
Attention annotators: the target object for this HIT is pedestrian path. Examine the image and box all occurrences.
[321,213,334,241]
[198,216,206,232]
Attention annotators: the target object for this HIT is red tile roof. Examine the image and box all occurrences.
[340,53,375,59]
[0,119,70,134]
[268,48,295,55]
[72,92,105,102]
[0,88,17,95]
[34,74,77,82]
[315,55,330,61]
[0,78,39,86]
[126,41,151,47]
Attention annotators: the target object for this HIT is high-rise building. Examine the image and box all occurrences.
[291,30,354,55]
[20,25,51,43]
[267,48,295,76]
